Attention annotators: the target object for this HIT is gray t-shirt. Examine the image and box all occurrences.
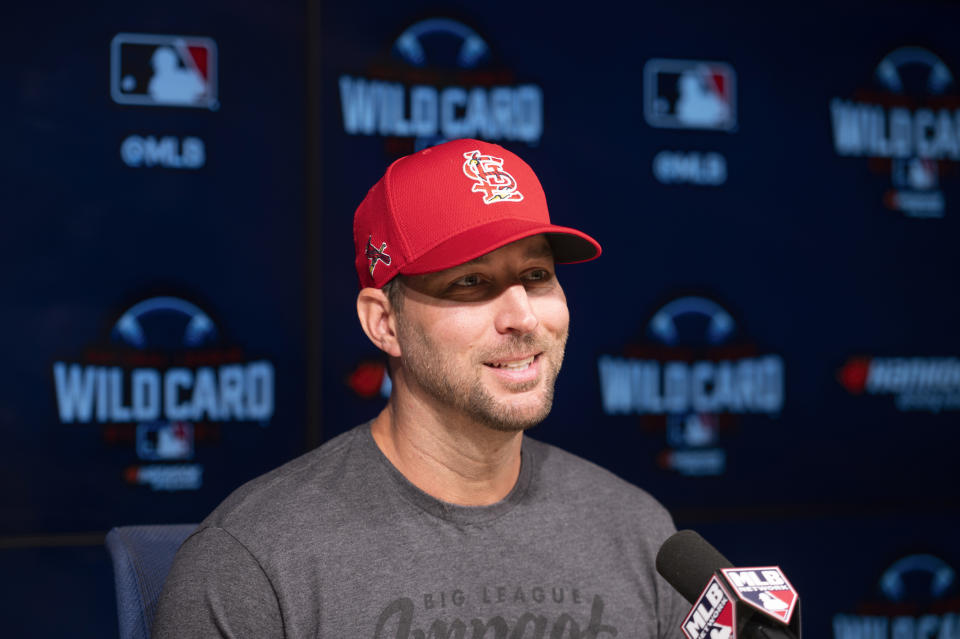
[153,424,689,638]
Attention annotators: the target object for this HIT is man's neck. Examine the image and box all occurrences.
[369,390,524,507]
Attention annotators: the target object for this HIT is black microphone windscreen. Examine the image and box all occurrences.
[656,529,734,604]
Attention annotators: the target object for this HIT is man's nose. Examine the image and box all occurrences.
[493,284,539,335]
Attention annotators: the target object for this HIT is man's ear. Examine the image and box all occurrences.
[357,287,402,358]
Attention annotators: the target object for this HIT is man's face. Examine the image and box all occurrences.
[392,235,570,432]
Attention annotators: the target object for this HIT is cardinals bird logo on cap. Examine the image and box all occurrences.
[365,236,391,275]
[462,151,524,204]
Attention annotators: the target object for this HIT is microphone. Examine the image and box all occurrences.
[656,529,734,603]
[656,530,800,639]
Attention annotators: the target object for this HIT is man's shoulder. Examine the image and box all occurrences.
[203,425,370,535]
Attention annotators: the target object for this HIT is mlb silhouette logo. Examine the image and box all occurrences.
[644,59,736,131]
[111,33,218,109]
[136,422,195,461]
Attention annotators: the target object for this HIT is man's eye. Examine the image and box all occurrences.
[524,269,551,282]
[453,274,482,287]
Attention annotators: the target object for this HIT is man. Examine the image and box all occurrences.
[154,139,688,638]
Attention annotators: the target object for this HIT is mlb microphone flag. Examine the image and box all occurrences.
[721,567,799,626]
[682,575,737,639]
[681,567,800,639]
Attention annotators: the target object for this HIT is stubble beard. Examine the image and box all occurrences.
[395,316,568,433]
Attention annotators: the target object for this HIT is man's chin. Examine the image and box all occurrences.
[474,394,554,433]
[496,378,543,394]
[478,415,545,434]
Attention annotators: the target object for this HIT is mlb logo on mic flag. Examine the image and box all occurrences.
[721,567,799,624]
[111,33,218,109]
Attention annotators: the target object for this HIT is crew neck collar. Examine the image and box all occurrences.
[360,422,535,526]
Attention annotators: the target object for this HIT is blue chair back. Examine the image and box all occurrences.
[105,524,198,639]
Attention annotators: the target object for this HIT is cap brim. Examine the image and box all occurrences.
[399,217,602,276]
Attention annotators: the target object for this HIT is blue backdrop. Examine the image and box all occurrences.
[3,1,959,636]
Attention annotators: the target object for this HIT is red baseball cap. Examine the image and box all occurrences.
[353,138,602,288]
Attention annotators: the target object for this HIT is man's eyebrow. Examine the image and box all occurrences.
[525,242,555,259]
[459,241,554,267]
[460,253,491,266]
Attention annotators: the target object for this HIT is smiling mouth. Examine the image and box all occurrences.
[485,354,538,371]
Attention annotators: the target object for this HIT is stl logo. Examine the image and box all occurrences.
[366,236,392,275]
[111,33,218,109]
[462,151,524,204]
